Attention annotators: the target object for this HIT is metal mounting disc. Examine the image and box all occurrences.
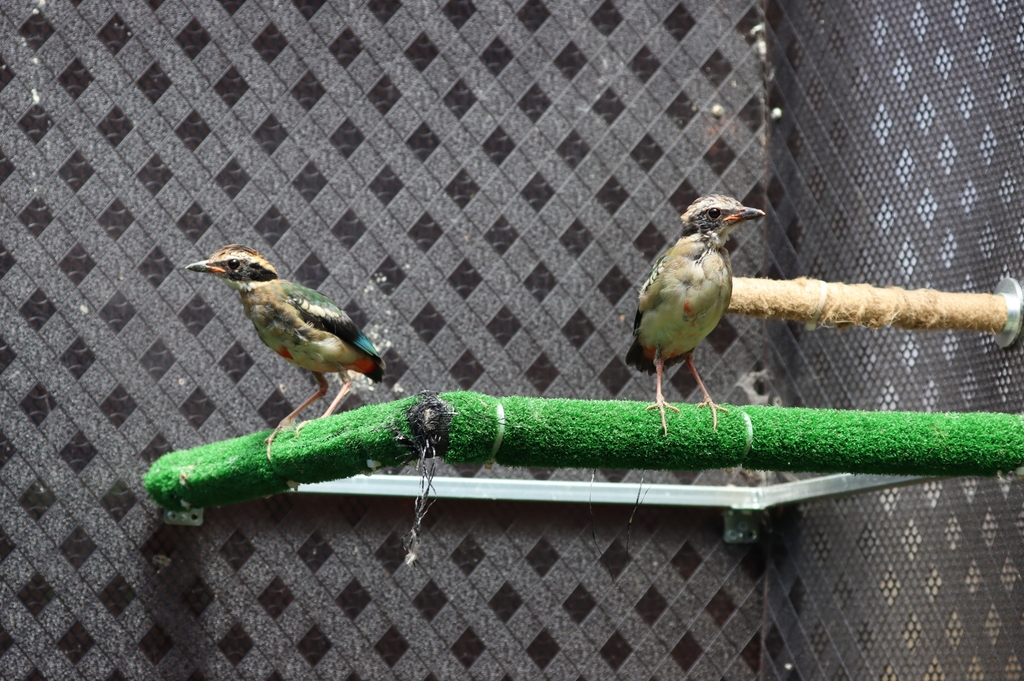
[995,278,1023,348]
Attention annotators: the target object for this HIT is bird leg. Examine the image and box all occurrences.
[686,354,728,431]
[295,373,352,438]
[319,372,353,419]
[265,372,328,460]
[645,348,680,435]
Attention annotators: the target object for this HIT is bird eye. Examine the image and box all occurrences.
[227,259,240,270]
[708,208,721,219]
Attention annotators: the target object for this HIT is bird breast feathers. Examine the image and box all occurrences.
[635,258,731,357]
[639,239,722,312]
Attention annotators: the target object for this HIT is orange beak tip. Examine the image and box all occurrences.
[724,207,766,223]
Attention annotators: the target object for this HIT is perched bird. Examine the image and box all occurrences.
[186,245,385,457]
[626,195,765,434]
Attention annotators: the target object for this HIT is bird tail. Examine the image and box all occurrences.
[663,354,687,370]
[351,355,386,383]
[366,356,385,383]
[625,339,656,375]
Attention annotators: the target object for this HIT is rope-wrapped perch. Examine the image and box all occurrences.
[728,277,1010,332]
[144,392,1024,510]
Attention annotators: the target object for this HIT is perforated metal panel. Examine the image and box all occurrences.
[764,479,1023,681]
[762,0,1024,414]
[760,0,1024,678]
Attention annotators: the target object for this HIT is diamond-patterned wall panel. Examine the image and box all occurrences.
[130,496,767,680]
[0,0,768,494]
[0,0,767,676]
[1,0,1019,678]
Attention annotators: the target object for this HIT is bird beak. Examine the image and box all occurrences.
[186,260,224,274]
[723,207,766,223]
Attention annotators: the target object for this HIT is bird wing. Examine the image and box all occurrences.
[639,254,668,299]
[633,254,668,337]
[283,283,381,359]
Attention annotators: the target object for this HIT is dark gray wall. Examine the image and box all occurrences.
[0,0,1021,679]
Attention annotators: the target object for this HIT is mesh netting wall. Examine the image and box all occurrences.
[763,0,1024,414]
[761,0,1024,678]
[0,0,1021,679]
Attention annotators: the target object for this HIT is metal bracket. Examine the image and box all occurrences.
[164,507,203,526]
[297,472,937,510]
[995,277,1023,348]
[724,509,762,543]
[160,473,949,526]
[153,468,995,546]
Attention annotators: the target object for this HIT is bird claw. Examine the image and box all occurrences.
[264,418,295,460]
[696,398,728,431]
[646,400,681,436]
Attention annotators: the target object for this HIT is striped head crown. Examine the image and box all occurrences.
[679,195,765,240]
[186,245,278,286]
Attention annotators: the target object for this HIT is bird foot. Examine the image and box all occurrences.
[696,398,728,431]
[264,418,295,460]
[646,400,681,436]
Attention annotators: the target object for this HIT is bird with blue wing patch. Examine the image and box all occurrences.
[626,196,764,434]
[187,245,385,458]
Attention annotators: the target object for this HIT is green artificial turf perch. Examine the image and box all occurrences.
[144,391,1024,510]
